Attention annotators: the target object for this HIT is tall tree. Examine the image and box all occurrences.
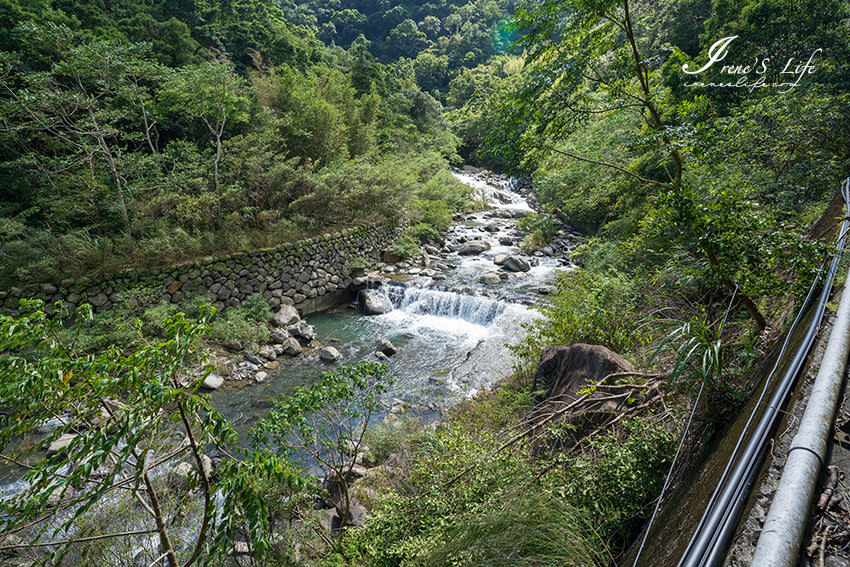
[158,60,251,193]
[496,0,769,328]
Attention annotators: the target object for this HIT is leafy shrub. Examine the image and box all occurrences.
[518,211,558,251]
[390,232,420,259]
[241,294,273,323]
[407,222,441,243]
[512,268,647,376]
[556,417,676,544]
[209,310,270,345]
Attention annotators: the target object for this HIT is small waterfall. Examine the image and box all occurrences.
[380,284,506,326]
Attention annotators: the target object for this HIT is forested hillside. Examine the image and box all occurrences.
[1,0,850,566]
[0,0,498,287]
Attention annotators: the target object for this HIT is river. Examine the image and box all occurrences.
[0,167,579,500]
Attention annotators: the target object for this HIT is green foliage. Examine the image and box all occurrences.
[553,417,677,542]
[0,300,299,565]
[391,232,421,259]
[512,269,647,373]
[517,211,557,251]
[209,296,272,345]
[426,489,609,567]
[0,13,470,286]
[341,374,673,566]
[254,361,393,455]
[253,362,393,531]
[281,0,517,95]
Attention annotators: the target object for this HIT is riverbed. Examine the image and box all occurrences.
[0,168,579,497]
[211,168,579,439]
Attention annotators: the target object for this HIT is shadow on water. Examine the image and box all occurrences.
[626,304,821,567]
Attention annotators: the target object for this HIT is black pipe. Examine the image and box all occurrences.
[677,178,850,567]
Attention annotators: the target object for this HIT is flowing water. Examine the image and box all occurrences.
[212,168,577,440]
[0,168,577,501]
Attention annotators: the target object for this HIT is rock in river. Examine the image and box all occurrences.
[458,240,491,255]
[358,289,393,315]
[377,339,398,356]
[202,372,225,390]
[319,346,342,362]
[502,255,531,272]
[480,272,501,285]
[273,304,300,327]
[288,320,317,342]
[270,329,290,344]
[282,337,303,356]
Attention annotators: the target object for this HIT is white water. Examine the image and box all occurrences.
[452,170,535,212]
[381,284,507,326]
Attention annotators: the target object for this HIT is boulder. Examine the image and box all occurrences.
[531,344,635,405]
[270,329,290,344]
[537,285,557,295]
[244,352,263,365]
[223,339,242,352]
[502,255,531,272]
[47,433,76,455]
[273,304,300,327]
[201,373,225,390]
[377,339,398,356]
[493,254,507,265]
[499,237,513,245]
[479,272,501,285]
[319,346,342,362]
[258,345,277,361]
[458,240,491,255]
[288,320,317,342]
[282,337,303,356]
[169,461,193,486]
[529,344,636,453]
[358,289,393,315]
[484,223,500,233]
[254,371,268,383]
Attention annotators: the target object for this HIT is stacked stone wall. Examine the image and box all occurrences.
[0,221,402,316]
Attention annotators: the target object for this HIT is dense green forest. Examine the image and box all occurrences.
[1,0,850,565]
[0,0,480,287]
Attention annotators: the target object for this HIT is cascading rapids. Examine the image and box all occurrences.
[379,284,506,326]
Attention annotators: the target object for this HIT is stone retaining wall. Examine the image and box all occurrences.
[1,221,402,316]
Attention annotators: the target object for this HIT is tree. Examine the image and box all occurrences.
[389,19,430,59]
[158,61,251,193]
[413,51,449,93]
[0,25,169,235]
[0,301,299,566]
[496,0,769,329]
[253,362,393,531]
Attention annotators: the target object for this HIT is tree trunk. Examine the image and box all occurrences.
[89,109,131,234]
[143,469,179,567]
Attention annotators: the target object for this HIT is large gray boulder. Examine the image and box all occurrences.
[502,255,531,272]
[358,289,393,315]
[458,240,491,255]
[201,372,225,390]
[480,272,501,285]
[273,304,300,327]
[47,433,76,455]
[377,339,398,356]
[270,329,290,344]
[281,337,303,356]
[258,345,277,361]
[319,346,342,362]
[529,344,636,453]
[288,320,317,342]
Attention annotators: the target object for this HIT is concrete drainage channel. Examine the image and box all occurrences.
[727,178,850,567]
[628,179,850,567]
